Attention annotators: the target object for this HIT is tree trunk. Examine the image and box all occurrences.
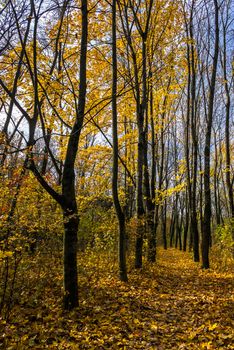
[170,209,175,248]
[112,0,128,282]
[184,2,199,262]
[222,16,234,222]
[63,207,79,310]
[135,123,145,268]
[183,189,189,251]
[61,0,88,307]
[202,0,219,269]
[162,200,167,250]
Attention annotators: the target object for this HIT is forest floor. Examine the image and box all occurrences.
[0,247,233,349]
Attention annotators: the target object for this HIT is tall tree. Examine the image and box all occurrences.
[0,0,88,309]
[111,0,128,282]
[220,0,234,223]
[183,0,200,262]
[202,0,219,269]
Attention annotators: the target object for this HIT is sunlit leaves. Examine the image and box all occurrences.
[1,248,233,349]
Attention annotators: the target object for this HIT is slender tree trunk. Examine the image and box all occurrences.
[135,123,145,268]
[112,0,128,282]
[183,189,189,251]
[222,18,234,223]
[62,206,79,310]
[199,154,204,235]
[175,212,178,249]
[135,41,146,268]
[147,69,157,259]
[202,0,219,269]
[213,132,221,225]
[184,2,199,262]
[62,0,88,308]
[170,208,175,248]
[162,200,167,250]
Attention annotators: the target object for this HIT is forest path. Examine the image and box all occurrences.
[75,248,234,349]
[147,249,234,349]
[1,248,233,349]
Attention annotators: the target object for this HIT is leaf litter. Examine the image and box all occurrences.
[0,248,233,349]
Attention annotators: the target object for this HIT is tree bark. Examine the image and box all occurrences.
[183,1,199,262]
[62,0,88,308]
[202,0,219,269]
[112,0,128,282]
[222,14,234,222]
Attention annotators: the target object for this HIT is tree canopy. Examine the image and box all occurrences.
[0,0,233,348]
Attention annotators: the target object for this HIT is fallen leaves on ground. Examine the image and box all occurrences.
[0,248,233,349]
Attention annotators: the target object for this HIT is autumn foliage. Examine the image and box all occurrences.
[0,0,234,348]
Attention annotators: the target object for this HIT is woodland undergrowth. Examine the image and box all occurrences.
[0,247,233,350]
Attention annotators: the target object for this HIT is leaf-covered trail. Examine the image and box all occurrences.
[0,248,233,349]
[81,248,234,350]
[143,249,234,349]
